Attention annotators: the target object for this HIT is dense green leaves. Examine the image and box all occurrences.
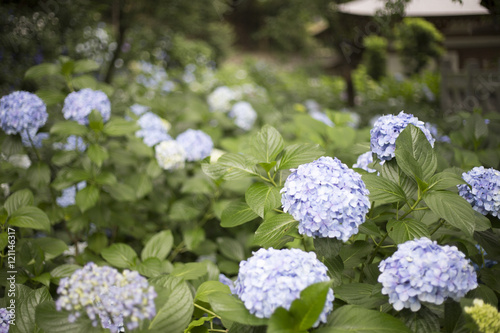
[245,182,282,218]
[386,219,430,244]
[9,206,51,230]
[4,189,34,215]
[254,213,298,248]
[141,230,174,261]
[277,143,324,170]
[101,243,138,268]
[208,293,268,326]
[362,174,406,204]
[221,201,259,227]
[250,125,284,163]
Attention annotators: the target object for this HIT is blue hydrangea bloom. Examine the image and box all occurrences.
[135,112,172,147]
[56,181,87,207]
[207,86,236,112]
[0,308,10,333]
[310,111,334,127]
[56,262,157,332]
[370,111,435,161]
[228,101,257,131]
[62,89,111,125]
[281,156,370,242]
[234,248,334,326]
[21,128,49,148]
[353,152,377,173]
[378,238,478,312]
[458,166,500,217]
[176,129,213,161]
[53,135,87,152]
[473,244,498,271]
[219,274,235,293]
[130,104,150,116]
[0,91,48,135]
[155,140,186,170]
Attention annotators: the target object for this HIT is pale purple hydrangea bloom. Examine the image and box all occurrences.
[56,181,87,207]
[62,89,111,125]
[378,238,478,312]
[0,91,48,135]
[155,140,186,171]
[458,166,500,217]
[281,156,370,242]
[21,128,49,148]
[130,104,150,116]
[135,112,172,147]
[219,274,235,293]
[176,129,213,161]
[207,86,236,112]
[353,152,377,173]
[53,135,87,152]
[228,101,257,131]
[310,111,334,127]
[234,248,334,326]
[56,262,156,332]
[370,111,435,161]
[0,308,10,333]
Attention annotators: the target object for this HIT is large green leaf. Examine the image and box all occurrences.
[254,213,298,248]
[149,275,194,332]
[386,219,430,244]
[27,162,51,188]
[334,283,386,309]
[35,301,101,333]
[87,144,108,167]
[362,174,406,204]
[141,230,173,261]
[217,237,246,261]
[221,201,259,228]
[210,153,259,180]
[316,305,412,333]
[208,293,268,326]
[101,243,137,268]
[277,144,324,170]
[395,124,437,183]
[50,121,88,136]
[427,171,465,191]
[73,59,100,73]
[4,189,34,215]
[75,185,100,212]
[25,63,60,79]
[11,286,51,333]
[398,307,440,333]
[195,281,232,303]
[34,237,68,260]
[339,241,373,269]
[380,160,417,199]
[171,262,209,280]
[103,118,139,136]
[245,182,282,218]
[250,125,284,163]
[423,191,475,236]
[289,281,331,330]
[9,206,50,231]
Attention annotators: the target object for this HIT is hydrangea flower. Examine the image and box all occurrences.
[53,135,87,152]
[219,274,235,293]
[458,166,500,217]
[473,245,498,271]
[234,248,334,327]
[21,128,49,148]
[155,140,186,171]
[228,101,257,131]
[370,111,435,161]
[130,104,150,116]
[176,129,213,161]
[378,237,478,312]
[56,181,87,208]
[135,112,172,147]
[281,156,370,242]
[309,111,334,127]
[0,91,48,135]
[353,152,377,173]
[62,89,111,125]
[56,262,156,332]
[0,308,10,333]
[207,86,236,112]
[464,299,500,333]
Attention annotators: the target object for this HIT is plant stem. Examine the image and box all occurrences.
[430,218,446,236]
[399,196,423,220]
[194,303,221,319]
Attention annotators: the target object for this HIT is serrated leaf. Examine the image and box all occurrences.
[398,307,440,333]
[362,174,406,204]
[183,227,205,251]
[103,182,136,202]
[27,162,51,187]
[380,159,418,199]
[334,283,386,309]
[195,281,232,303]
[137,257,162,277]
[386,219,430,244]
[339,241,373,269]
[87,144,108,167]
[50,121,88,136]
[141,230,173,261]
[9,206,50,231]
[11,286,52,333]
[50,264,81,281]
[4,189,34,215]
[129,174,153,199]
[208,293,268,326]
[35,301,101,333]
[171,262,209,280]
[213,153,259,180]
[254,213,298,248]
[34,237,68,260]
[245,182,282,218]
[101,243,137,268]
[25,63,60,79]
[250,125,284,163]
[427,171,465,191]
[289,281,331,330]
[221,201,259,228]
[103,118,139,136]
[217,237,245,261]
[75,185,99,212]
[424,191,475,236]
[277,144,324,170]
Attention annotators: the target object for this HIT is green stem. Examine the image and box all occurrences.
[430,218,446,236]
[266,171,277,187]
[194,303,221,319]
[168,241,185,261]
[400,196,423,220]
[26,130,42,162]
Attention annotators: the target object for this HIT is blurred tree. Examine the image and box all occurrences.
[362,35,388,81]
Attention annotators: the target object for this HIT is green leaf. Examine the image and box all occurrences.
[87,144,108,167]
[334,283,386,309]
[129,174,153,199]
[395,124,437,182]
[75,185,99,212]
[73,59,100,73]
[427,171,465,191]
[36,90,66,106]
[71,75,97,90]
[104,182,138,202]
[141,230,174,261]
[11,286,52,333]
[27,162,51,187]
[183,227,205,251]
[32,272,51,287]
[245,182,282,218]
[87,232,108,254]
[212,153,259,180]
[101,243,137,268]
[94,171,117,185]
[208,293,268,326]
[289,281,331,330]
[217,237,245,261]
[171,262,209,280]
[149,275,194,332]
[398,307,440,333]
[268,307,301,333]
[9,206,50,231]
[195,281,232,303]
[339,241,373,269]
[380,159,418,199]
[103,118,139,136]
[250,125,284,163]
[254,213,298,248]
[33,237,68,260]
[4,189,34,215]
[52,150,80,166]
[423,191,475,236]
[35,301,101,333]
[50,121,88,136]
[50,264,81,282]
[362,174,406,204]
[25,63,60,79]
[386,219,430,244]
[137,257,162,277]
[277,143,324,170]
[88,109,104,132]
[221,201,259,228]
[185,316,214,333]
[313,238,344,285]
[316,305,412,333]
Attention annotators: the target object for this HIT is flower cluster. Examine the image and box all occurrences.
[21,128,49,148]
[130,104,150,116]
[62,89,111,125]
[53,135,87,152]
[0,308,10,333]
[233,248,334,326]
[56,262,157,332]
[219,274,235,293]
[281,156,370,241]
[353,152,377,173]
[155,140,186,171]
[56,181,87,208]
[176,129,213,161]
[228,101,257,131]
[458,166,500,217]
[473,245,498,271]
[0,91,48,135]
[207,86,236,112]
[378,237,478,312]
[370,111,435,161]
[135,112,172,147]
[464,299,500,333]
[304,99,334,127]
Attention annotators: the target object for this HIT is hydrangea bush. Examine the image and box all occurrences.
[0,58,498,333]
